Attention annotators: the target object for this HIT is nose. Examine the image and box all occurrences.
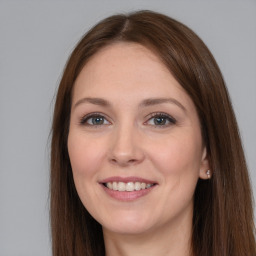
[108,123,145,167]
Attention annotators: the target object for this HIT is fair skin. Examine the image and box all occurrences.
[68,42,209,256]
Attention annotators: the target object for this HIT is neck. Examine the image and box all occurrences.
[103,212,193,256]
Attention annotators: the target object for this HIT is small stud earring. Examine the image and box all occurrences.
[206,170,211,179]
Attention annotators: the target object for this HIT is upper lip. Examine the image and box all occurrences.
[100,176,157,184]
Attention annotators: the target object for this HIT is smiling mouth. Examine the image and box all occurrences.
[100,177,157,201]
[103,181,156,192]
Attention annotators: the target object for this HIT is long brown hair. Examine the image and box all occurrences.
[50,10,255,256]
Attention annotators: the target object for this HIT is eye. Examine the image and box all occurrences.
[80,113,111,126]
[146,113,176,127]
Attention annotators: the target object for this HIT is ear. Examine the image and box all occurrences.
[199,147,211,180]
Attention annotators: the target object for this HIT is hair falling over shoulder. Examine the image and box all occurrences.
[50,10,256,256]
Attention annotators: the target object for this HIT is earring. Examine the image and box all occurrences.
[206,170,211,179]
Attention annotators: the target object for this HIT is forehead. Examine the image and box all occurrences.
[73,42,185,97]
[78,42,166,78]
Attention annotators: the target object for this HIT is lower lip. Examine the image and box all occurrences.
[101,184,156,201]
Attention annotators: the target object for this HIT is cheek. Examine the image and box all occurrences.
[67,132,106,178]
[148,132,203,177]
[152,133,203,209]
[67,132,106,212]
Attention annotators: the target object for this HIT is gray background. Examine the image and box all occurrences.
[0,1,255,255]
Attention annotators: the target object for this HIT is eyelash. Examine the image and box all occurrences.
[79,112,176,128]
[79,112,110,126]
[145,112,176,127]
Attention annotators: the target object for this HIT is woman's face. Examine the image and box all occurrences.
[68,42,209,236]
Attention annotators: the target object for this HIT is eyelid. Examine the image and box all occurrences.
[144,112,176,127]
[79,112,111,126]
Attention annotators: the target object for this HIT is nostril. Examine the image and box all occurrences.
[109,157,139,166]
[128,159,137,163]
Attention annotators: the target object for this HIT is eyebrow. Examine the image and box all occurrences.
[73,97,186,112]
[139,98,186,112]
[73,97,111,109]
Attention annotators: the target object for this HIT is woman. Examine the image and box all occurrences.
[50,10,256,256]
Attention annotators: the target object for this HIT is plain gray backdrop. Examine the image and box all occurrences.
[0,1,255,255]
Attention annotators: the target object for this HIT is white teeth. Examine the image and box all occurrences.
[126,182,135,191]
[134,182,141,191]
[105,181,154,191]
[118,182,126,191]
[113,182,118,191]
[106,182,113,189]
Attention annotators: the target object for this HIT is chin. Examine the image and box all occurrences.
[99,212,157,235]
[103,223,152,236]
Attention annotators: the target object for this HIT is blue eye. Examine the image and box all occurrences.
[147,113,176,127]
[80,114,110,126]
